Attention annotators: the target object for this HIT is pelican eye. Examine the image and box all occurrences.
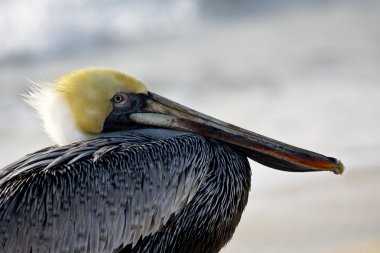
[112,93,128,104]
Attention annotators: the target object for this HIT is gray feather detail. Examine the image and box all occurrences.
[0,130,212,253]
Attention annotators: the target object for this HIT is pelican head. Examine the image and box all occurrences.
[26,68,147,145]
[26,67,344,174]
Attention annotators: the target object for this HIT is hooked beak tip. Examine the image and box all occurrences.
[332,159,345,175]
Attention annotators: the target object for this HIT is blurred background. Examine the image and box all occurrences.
[0,0,379,252]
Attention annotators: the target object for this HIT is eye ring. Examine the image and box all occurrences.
[112,93,128,104]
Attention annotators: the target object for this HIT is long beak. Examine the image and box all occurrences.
[128,92,344,175]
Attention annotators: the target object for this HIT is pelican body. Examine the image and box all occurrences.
[0,68,344,253]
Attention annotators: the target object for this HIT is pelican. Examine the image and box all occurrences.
[0,67,344,253]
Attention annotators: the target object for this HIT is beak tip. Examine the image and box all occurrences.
[332,160,345,175]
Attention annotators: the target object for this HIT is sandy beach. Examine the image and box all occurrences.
[1,1,379,252]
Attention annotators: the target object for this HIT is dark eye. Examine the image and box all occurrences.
[112,93,128,104]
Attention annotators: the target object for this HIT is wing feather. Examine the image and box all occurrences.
[0,131,212,252]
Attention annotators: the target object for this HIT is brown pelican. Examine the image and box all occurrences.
[0,67,344,253]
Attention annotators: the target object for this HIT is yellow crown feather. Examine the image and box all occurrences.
[55,67,147,134]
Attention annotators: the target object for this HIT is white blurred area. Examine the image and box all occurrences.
[0,0,379,252]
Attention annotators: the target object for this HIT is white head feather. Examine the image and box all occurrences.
[24,82,91,146]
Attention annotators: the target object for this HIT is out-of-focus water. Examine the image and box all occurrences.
[0,1,379,252]
[0,0,198,62]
